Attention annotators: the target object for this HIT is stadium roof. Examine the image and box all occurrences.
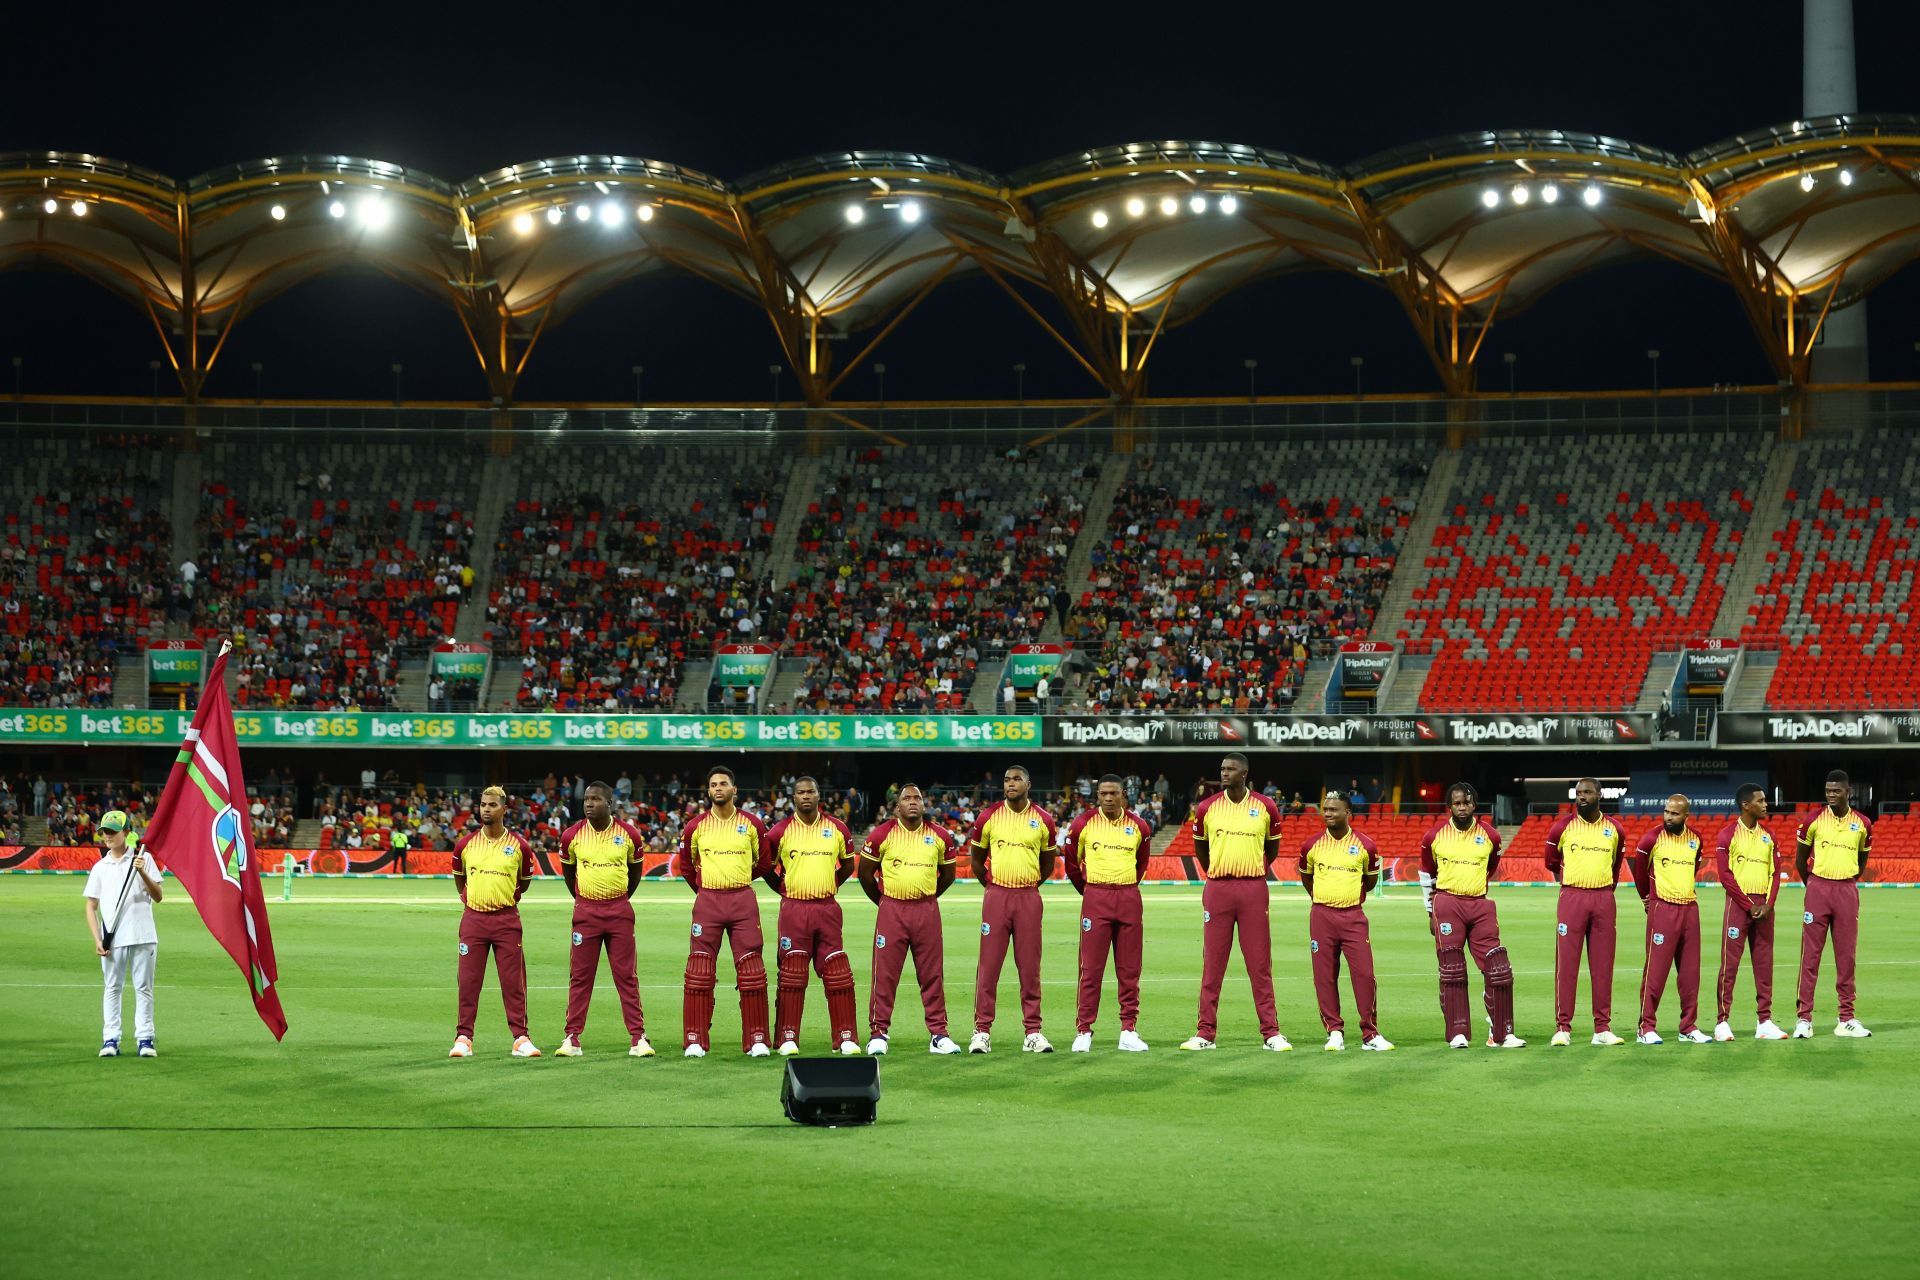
[3,114,1917,401]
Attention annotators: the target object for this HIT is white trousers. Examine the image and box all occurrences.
[102,943,157,1042]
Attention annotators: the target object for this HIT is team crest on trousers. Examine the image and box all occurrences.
[571,931,583,946]
[1439,921,1454,936]
[1728,926,1741,939]
[1557,922,1568,936]
[875,934,887,949]
[1653,932,1666,945]
[1081,918,1092,932]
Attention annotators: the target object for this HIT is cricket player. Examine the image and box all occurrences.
[1793,769,1873,1039]
[858,784,962,1055]
[1181,753,1290,1052]
[450,786,540,1058]
[1299,793,1391,1052]
[84,811,163,1058]
[1714,783,1785,1041]
[553,781,651,1058]
[967,765,1058,1054]
[1630,794,1710,1045]
[763,776,860,1056]
[679,766,771,1058]
[1421,782,1524,1049]
[1544,777,1626,1047]
[280,850,299,902]
[1061,774,1151,1053]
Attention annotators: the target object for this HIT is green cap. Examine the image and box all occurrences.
[98,810,130,834]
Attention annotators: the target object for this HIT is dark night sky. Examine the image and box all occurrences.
[6,1,1918,401]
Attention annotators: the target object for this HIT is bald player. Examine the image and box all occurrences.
[553,780,651,1058]
[763,775,860,1056]
[1713,782,1786,1041]
[1421,782,1524,1049]
[1543,777,1627,1047]
[859,784,963,1056]
[1630,794,1710,1045]
[1793,769,1873,1039]
[1180,753,1290,1053]
[967,765,1059,1054]
[1298,793,1391,1052]
[449,785,540,1059]
[678,765,771,1058]
[1061,774,1152,1053]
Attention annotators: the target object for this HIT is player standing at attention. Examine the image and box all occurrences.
[763,776,860,1056]
[859,784,963,1056]
[1298,793,1391,1052]
[1793,769,1873,1039]
[1061,774,1152,1053]
[1180,753,1290,1053]
[679,766,772,1058]
[967,765,1058,1054]
[1631,794,1710,1045]
[449,786,540,1058]
[1421,782,1524,1049]
[552,781,651,1059]
[1543,777,1627,1047]
[84,811,163,1058]
[1714,783,1786,1041]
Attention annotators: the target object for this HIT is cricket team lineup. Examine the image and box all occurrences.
[444,754,1877,1060]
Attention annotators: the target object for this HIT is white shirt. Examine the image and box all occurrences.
[84,850,159,948]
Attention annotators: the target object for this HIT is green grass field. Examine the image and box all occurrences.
[2,876,1914,1278]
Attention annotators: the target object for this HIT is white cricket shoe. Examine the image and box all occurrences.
[1447,1034,1469,1049]
[1549,1030,1572,1048]
[137,1040,157,1058]
[99,1039,120,1058]
[1324,1030,1346,1052]
[554,1035,583,1057]
[1022,1032,1054,1054]
[776,1040,801,1057]
[1178,1036,1216,1051]
[1792,1019,1815,1039]
[1754,1020,1787,1040]
[968,1031,991,1054]
[1676,1028,1712,1044]
[1592,1030,1626,1046]
[1117,1030,1150,1052]
[929,1035,961,1055]
[510,1036,542,1058]
[1834,1019,1872,1038]
[448,1036,472,1059]
[1713,1022,1736,1042]
[1487,1033,1527,1049]
[1637,1030,1664,1046]
[1263,1034,1293,1053]
[1070,1032,1093,1053]
[683,1042,707,1058]
[629,1037,655,1058]
[866,1036,889,1055]
[746,1043,771,1058]
[837,1039,862,1056]
[1361,1035,1395,1052]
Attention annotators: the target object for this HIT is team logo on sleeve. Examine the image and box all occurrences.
[1727,926,1741,940]
[571,931,584,947]
[1557,923,1568,936]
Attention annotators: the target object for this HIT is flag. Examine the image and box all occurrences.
[142,644,288,1040]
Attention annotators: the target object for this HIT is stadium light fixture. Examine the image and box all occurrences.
[1481,189,1500,209]
[598,202,623,228]
[574,204,592,223]
[1838,169,1854,187]
[899,201,922,223]
[71,201,89,217]
[1159,195,1178,215]
[1188,195,1207,213]
[1540,184,1560,204]
[269,204,287,221]
[328,200,347,219]
[636,203,655,222]
[1218,195,1238,214]
[845,204,865,224]
[546,206,565,225]
[1800,172,1816,193]
[1582,185,1603,207]
[512,212,534,235]
[1091,209,1109,228]
[1125,197,1146,217]
[1510,184,1530,205]
[358,198,392,230]
[43,198,58,215]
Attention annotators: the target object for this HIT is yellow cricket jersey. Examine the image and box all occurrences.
[1799,808,1871,880]
[1299,828,1380,909]
[1067,809,1150,885]
[863,819,959,900]
[457,828,532,912]
[1191,789,1282,879]
[1423,819,1500,897]
[1637,827,1703,904]
[767,814,854,900]
[1719,819,1778,899]
[560,818,641,900]
[1547,812,1622,889]
[682,808,766,890]
[969,801,1057,889]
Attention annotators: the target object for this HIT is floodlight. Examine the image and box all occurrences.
[1218,195,1238,213]
[512,212,534,235]
[1540,184,1559,204]
[547,206,565,225]
[1511,184,1529,205]
[71,201,88,217]
[574,204,592,222]
[1125,197,1146,217]
[845,204,865,224]
[1188,195,1207,213]
[43,198,58,215]
[598,202,623,227]
[1158,196,1178,215]
[1481,189,1500,209]
[358,198,392,230]
[899,201,922,223]
[328,201,347,219]
[1582,186,1602,207]
[637,203,655,222]
[269,204,287,221]
[1838,169,1853,187]
[1799,173,1815,192]
[1091,209,1108,228]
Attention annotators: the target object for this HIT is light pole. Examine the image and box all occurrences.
[1647,349,1661,395]
[769,363,782,407]
[1504,351,1517,396]
[631,364,644,405]
[391,362,404,406]
[874,362,886,406]
[1244,357,1258,402]
[251,361,264,402]
[1012,362,1026,404]
[149,359,163,400]
[1350,355,1365,400]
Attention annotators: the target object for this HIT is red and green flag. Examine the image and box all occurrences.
[142,644,288,1040]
